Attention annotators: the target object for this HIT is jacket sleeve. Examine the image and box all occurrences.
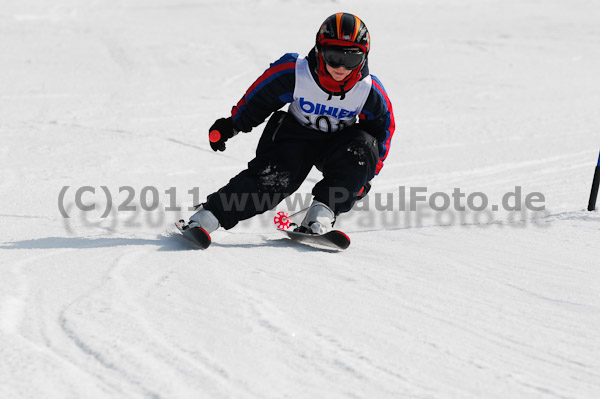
[230,53,298,133]
[358,75,395,176]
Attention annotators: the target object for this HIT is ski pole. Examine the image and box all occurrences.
[588,150,600,211]
[287,206,310,219]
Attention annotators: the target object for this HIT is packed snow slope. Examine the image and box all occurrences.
[1,0,599,398]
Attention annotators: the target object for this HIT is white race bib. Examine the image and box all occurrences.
[288,57,372,133]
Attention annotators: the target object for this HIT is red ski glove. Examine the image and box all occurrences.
[209,117,237,152]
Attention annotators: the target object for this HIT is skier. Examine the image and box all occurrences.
[187,12,395,240]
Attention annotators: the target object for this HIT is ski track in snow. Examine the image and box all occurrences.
[1,0,600,398]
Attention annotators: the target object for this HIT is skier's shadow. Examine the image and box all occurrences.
[0,235,323,252]
[0,234,191,252]
[1,235,340,253]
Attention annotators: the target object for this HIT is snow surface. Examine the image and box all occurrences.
[1,0,599,398]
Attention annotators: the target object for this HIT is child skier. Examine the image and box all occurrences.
[187,12,395,242]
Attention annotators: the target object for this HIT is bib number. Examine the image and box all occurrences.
[302,115,352,133]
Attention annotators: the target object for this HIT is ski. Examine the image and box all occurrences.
[278,228,351,250]
[175,220,211,249]
[273,211,350,250]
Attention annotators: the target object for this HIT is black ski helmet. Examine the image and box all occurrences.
[316,12,370,54]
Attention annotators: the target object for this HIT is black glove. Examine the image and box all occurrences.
[356,181,372,200]
[209,117,236,152]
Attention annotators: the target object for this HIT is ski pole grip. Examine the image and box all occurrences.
[209,130,221,143]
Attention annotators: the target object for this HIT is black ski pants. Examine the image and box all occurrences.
[204,111,379,229]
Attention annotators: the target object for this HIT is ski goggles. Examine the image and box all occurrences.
[321,46,366,70]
